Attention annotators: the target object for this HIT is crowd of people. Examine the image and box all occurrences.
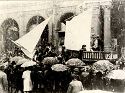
[0,41,124,93]
[1,59,125,93]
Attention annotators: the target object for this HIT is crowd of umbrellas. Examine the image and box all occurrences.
[0,55,125,93]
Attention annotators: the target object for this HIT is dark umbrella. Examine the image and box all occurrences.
[65,58,85,67]
[42,57,59,65]
[0,62,9,69]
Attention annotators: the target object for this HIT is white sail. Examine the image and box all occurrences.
[10,38,35,59]
[13,16,51,58]
[65,8,93,51]
[15,17,51,53]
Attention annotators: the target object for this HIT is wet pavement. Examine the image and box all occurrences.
[8,88,66,93]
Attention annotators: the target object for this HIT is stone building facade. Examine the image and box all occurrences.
[111,0,125,57]
[0,0,120,57]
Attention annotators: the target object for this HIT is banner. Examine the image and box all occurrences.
[10,39,35,59]
[12,16,51,58]
[65,8,93,51]
[15,16,51,53]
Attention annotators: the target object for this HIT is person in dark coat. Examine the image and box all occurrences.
[31,66,39,92]
[91,35,103,51]
[5,62,16,92]
[34,46,44,62]
[85,70,95,90]
[44,65,54,92]
[47,47,57,57]
[43,43,52,57]
[15,66,23,93]
[93,71,103,90]
[79,45,86,60]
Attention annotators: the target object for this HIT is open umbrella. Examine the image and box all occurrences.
[21,60,36,67]
[92,60,114,72]
[0,62,9,69]
[116,56,125,65]
[65,58,85,67]
[16,58,30,65]
[10,56,23,63]
[42,57,59,65]
[51,64,68,72]
[106,70,125,80]
[79,90,113,93]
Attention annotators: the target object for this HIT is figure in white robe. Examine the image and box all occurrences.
[22,70,33,93]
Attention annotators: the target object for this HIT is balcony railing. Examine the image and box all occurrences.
[82,51,118,61]
[69,50,118,61]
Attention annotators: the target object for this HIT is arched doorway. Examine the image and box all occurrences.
[1,18,19,53]
[58,12,74,45]
[26,16,49,49]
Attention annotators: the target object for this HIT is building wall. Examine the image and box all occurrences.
[111,0,125,57]
[0,0,113,55]
[0,1,54,53]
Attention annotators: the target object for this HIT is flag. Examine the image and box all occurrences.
[15,16,51,53]
[12,16,51,58]
[10,39,35,59]
[64,8,93,51]
[21,48,35,59]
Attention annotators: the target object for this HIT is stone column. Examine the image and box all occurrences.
[18,12,25,37]
[91,6,101,36]
[103,5,112,52]
[47,9,53,43]
[53,4,60,50]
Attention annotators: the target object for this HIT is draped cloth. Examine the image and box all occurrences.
[11,17,51,59]
[65,8,93,51]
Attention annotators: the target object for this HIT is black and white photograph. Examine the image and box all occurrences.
[0,0,124,93]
